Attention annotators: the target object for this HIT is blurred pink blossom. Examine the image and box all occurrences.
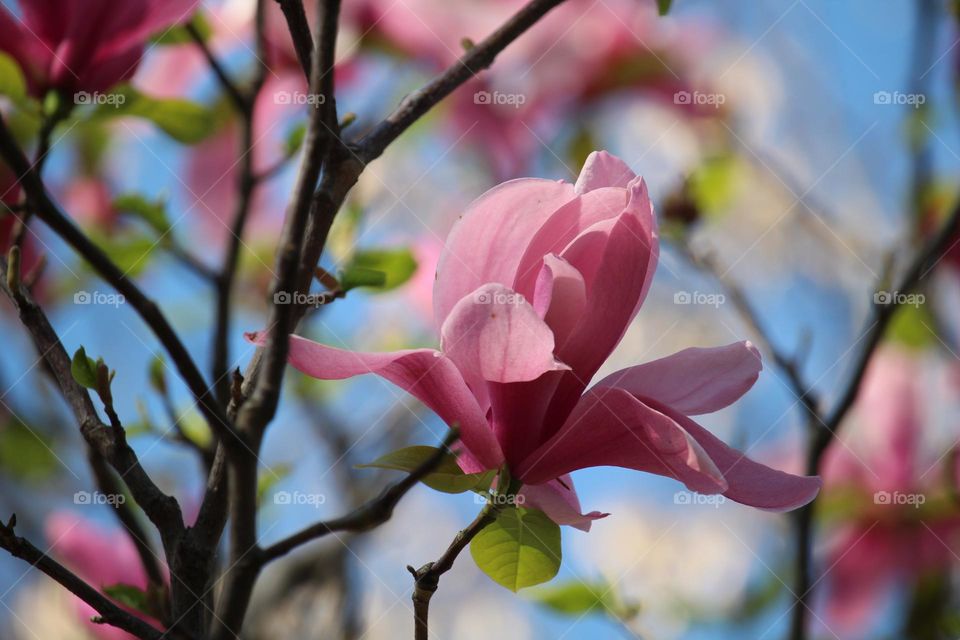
[250,150,821,530]
[0,0,200,96]
[45,511,160,640]
[820,347,960,633]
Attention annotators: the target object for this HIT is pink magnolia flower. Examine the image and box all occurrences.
[819,347,960,634]
[45,511,159,640]
[0,0,199,96]
[249,151,821,529]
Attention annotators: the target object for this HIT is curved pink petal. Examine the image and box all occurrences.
[574,150,636,194]
[520,475,608,532]
[596,341,763,416]
[433,178,575,329]
[656,401,822,511]
[245,332,504,469]
[516,387,727,495]
[532,253,586,349]
[440,283,568,385]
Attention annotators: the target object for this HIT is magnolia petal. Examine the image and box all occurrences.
[597,341,763,416]
[532,254,587,349]
[440,283,568,385]
[520,475,608,532]
[659,402,822,511]
[433,178,575,329]
[245,331,504,469]
[516,387,728,495]
[574,150,636,194]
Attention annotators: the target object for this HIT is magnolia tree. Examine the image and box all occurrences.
[0,0,958,639]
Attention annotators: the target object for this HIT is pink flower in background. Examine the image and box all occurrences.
[820,348,960,633]
[46,511,159,640]
[0,0,199,96]
[249,150,821,529]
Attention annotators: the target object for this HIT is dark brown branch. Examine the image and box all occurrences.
[211,2,342,636]
[186,23,248,112]
[0,517,167,640]
[355,0,568,163]
[0,258,183,537]
[0,115,234,448]
[409,503,499,640]
[276,0,314,81]
[788,194,960,640]
[260,429,459,563]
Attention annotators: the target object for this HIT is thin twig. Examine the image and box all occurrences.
[260,429,459,563]
[275,0,314,81]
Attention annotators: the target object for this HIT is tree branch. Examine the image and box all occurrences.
[260,429,459,563]
[355,0,568,163]
[0,116,234,448]
[275,0,314,81]
[0,515,168,640]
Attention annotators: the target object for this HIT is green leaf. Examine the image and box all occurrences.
[0,421,58,480]
[148,356,167,395]
[657,0,673,15]
[151,12,212,45]
[89,231,159,276]
[258,464,292,506]
[357,445,494,494]
[102,583,162,618]
[0,52,27,102]
[94,86,215,144]
[531,581,613,616]
[71,347,99,390]
[113,193,171,234]
[886,302,935,349]
[284,123,307,157]
[340,248,418,292]
[470,507,562,591]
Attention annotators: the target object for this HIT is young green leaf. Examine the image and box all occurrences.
[657,0,673,15]
[0,52,27,102]
[71,347,99,390]
[93,86,215,144]
[470,507,562,591]
[339,248,418,293]
[357,445,494,494]
[103,583,159,618]
[113,193,171,235]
